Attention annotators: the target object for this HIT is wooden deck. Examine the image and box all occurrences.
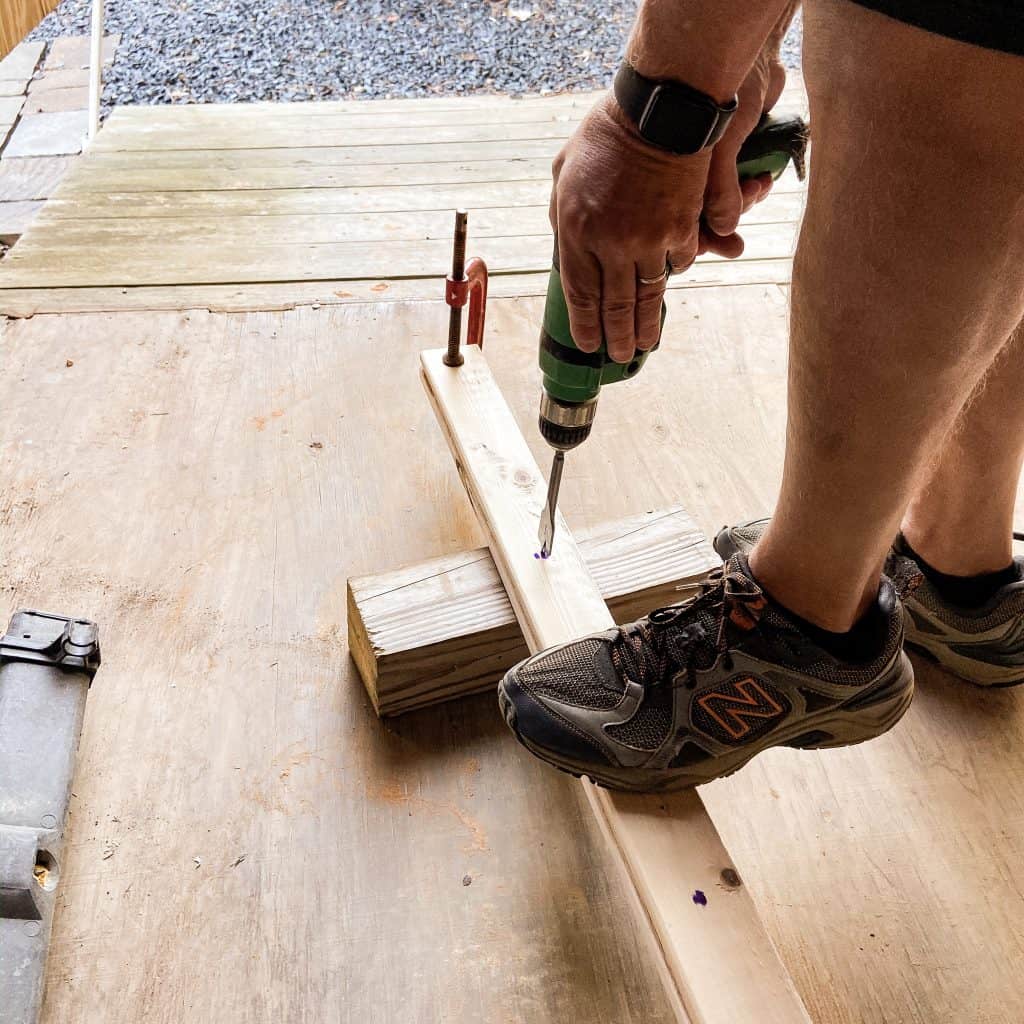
[3,88,1024,1024]
[0,85,805,315]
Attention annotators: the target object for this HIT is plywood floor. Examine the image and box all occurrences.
[0,85,806,316]
[3,87,1024,1024]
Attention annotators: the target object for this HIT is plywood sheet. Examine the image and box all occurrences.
[5,287,1022,1024]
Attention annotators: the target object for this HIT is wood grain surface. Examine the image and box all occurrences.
[348,506,720,716]
[4,288,1024,1022]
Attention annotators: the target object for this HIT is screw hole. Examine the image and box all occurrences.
[22,634,30,639]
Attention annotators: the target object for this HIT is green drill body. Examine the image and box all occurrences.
[536,114,808,556]
[538,114,807,410]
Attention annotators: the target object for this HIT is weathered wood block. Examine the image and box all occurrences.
[348,506,719,716]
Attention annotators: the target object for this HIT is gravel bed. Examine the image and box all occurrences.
[30,0,801,106]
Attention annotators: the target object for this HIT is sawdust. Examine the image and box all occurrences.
[252,409,285,432]
[371,779,489,853]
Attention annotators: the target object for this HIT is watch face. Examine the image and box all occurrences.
[640,86,718,155]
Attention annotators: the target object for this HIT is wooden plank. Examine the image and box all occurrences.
[3,109,87,157]
[349,506,719,716]
[22,196,803,247]
[0,155,76,200]
[34,167,803,216]
[53,156,559,193]
[0,221,798,288]
[420,344,811,1024]
[0,259,798,316]
[0,39,44,77]
[81,137,568,169]
[0,197,42,241]
[88,119,584,152]
[92,82,806,123]
[94,104,585,135]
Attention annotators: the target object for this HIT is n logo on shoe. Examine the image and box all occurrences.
[696,677,785,741]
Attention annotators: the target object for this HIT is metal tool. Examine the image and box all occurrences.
[444,209,489,364]
[537,113,808,557]
[1,610,101,1024]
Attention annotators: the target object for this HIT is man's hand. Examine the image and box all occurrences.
[702,46,788,249]
[549,43,787,364]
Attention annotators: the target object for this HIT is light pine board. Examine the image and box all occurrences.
[0,84,808,312]
[420,344,811,1024]
[4,287,1024,1023]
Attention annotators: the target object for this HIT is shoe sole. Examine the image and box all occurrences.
[498,652,915,793]
[904,630,1024,688]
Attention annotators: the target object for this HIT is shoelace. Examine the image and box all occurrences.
[610,565,768,691]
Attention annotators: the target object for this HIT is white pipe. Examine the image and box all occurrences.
[88,0,105,141]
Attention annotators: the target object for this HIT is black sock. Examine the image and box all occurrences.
[898,534,1020,608]
[782,597,891,664]
[744,557,892,663]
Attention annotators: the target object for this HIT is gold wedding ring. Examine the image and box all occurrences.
[638,260,674,286]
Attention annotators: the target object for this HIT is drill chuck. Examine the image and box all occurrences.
[538,391,597,451]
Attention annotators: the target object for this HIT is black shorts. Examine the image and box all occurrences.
[849,1,1024,57]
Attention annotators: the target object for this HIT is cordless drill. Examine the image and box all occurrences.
[537,113,808,557]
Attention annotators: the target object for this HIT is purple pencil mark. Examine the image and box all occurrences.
[692,889,707,907]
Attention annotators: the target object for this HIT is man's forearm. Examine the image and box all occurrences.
[627,0,800,103]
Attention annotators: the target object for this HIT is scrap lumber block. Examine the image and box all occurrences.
[420,345,811,1024]
[349,506,719,716]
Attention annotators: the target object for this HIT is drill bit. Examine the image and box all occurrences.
[538,450,565,559]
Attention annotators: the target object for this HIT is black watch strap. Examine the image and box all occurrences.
[613,62,738,155]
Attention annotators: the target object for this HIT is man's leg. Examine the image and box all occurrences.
[901,321,1024,577]
[749,0,1024,631]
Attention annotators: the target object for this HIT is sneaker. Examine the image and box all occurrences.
[497,555,914,792]
[715,518,1024,688]
[714,517,771,562]
[885,537,1024,687]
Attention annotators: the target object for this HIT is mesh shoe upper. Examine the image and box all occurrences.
[504,554,907,771]
[886,545,1024,634]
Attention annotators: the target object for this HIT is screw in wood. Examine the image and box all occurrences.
[444,209,469,367]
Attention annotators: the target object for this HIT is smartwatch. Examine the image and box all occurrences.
[613,61,738,155]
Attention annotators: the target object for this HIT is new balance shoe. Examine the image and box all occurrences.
[497,554,913,792]
[715,517,1024,688]
[885,537,1024,687]
[714,517,770,562]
